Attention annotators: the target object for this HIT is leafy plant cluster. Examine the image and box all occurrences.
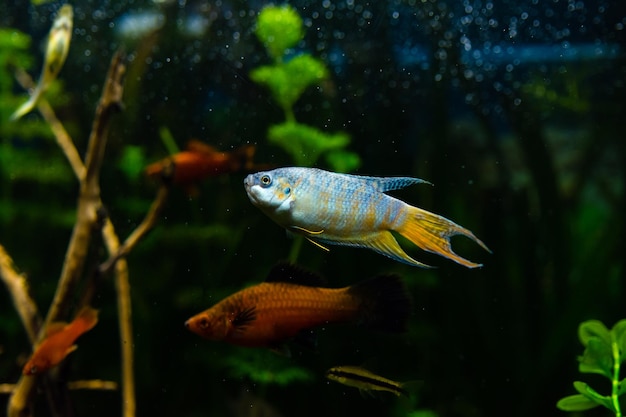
[250,5,360,172]
[557,319,626,416]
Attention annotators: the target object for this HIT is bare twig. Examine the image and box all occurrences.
[99,185,170,276]
[1,380,118,394]
[14,69,85,180]
[67,380,118,391]
[0,245,40,345]
[101,221,135,417]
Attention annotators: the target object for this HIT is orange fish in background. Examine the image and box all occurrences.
[185,263,411,350]
[144,140,264,186]
[23,306,99,375]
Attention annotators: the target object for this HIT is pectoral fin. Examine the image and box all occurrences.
[65,345,78,356]
[305,237,330,252]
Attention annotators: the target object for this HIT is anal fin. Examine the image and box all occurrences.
[361,231,434,268]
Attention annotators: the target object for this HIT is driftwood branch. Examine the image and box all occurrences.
[1,380,118,394]
[6,51,127,417]
[14,69,85,180]
[0,246,40,345]
[6,48,169,417]
[99,185,170,276]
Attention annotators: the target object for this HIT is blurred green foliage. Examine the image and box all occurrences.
[254,5,303,63]
[557,320,626,415]
[223,349,314,386]
[250,5,360,172]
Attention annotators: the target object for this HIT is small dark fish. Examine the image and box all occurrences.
[23,306,99,375]
[244,167,490,268]
[185,263,411,349]
[325,365,407,397]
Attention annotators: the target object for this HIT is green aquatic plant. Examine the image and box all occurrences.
[223,348,314,386]
[0,28,76,229]
[557,319,626,415]
[255,5,303,62]
[250,5,359,172]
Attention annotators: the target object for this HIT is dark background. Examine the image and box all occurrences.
[1,0,625,416]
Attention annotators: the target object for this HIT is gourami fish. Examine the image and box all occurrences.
[23,306,99,375]
[145,140,261,186]
[185,263,411,350]
[244,167,490,268]
[325,365,408,397]
[11,4,74,121]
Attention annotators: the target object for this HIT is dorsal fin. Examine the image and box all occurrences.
[46,322,67,336]
[335,173,431,193]
[265,262,327,287]
[186,139,218,155]
[366,176,431,193]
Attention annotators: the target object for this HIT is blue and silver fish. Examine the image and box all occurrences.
[244,167,490,268]
[11,4,73,121]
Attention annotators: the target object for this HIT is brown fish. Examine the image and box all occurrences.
[23,306,99,375]
[185,263,411,349]
[145,140,260,186]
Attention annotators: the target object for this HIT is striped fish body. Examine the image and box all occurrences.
[325,365,407,397]
[246,167,409,235]
[244,167,489,268]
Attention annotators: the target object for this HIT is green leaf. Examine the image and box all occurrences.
[268,122,349,166]
[250,55,328,111]
[255,5,303,61]
[572,381,614,410]
[611,319,626,362]
[578,336,613,377]
[579,320,611,347]
[619,379,626,396]
[556,394,600,412]
[117,145,146,183]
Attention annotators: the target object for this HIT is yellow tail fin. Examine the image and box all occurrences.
[396,206,490,268]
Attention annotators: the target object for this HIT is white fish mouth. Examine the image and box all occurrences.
[243,177,261,205]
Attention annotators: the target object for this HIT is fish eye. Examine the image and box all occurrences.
[29,366,37,374]
[198,318,209,329]
[260,174,272,187]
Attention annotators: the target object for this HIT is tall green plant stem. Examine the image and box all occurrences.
[612,335,622,417]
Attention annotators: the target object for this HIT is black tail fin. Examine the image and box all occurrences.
[348,275,412,333]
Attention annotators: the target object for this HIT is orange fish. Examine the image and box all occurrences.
[145,140,260,185]
[23,306,99,375]
[185,263,411,350]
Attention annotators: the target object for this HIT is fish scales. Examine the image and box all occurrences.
[227,283,359,338]
[285,168,401,234]
[244,167,490,267]
[185,263,412,348]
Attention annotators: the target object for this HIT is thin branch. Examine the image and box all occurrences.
[101,220,135,417]
[1,380,118,394]
[99,185,170,276]
[84,51,125,189]
[14,69,85,180]
[0,245,40,344]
